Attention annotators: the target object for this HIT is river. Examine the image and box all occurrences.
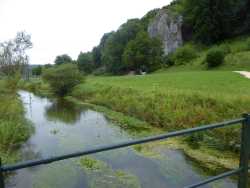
[5,91,237,188]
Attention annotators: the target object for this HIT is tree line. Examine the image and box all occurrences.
[3,0,249,77]
[52,0,250,75]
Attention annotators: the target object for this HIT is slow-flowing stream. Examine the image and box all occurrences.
[6,91,237,188]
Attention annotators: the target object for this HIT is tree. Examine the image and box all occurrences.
[183,0,236,44]
[77,52,94,73]
[54,54,72,65]
[233,0,250,35]
[92,47,101,67]
[44,64,53,69]
[0,31,32,76]
[122,31,163,73]
[32,65,42,76]
[42,64,83,96]
[101,19,143,74]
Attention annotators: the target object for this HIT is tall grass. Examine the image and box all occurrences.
[0,80,33,163]
[18,78,51,96]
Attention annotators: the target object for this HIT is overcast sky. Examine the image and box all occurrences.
[0,0,171,65]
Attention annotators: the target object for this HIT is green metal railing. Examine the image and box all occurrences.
[1,114,250,188]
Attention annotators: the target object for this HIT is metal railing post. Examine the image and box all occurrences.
[238,113,250,188]
[0,158,4,188]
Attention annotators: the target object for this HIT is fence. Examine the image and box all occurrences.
[1,114,250,188]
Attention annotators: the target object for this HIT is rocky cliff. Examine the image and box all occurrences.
[148,9,183,55]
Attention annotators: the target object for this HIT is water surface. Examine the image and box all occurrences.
[6,91,237,188]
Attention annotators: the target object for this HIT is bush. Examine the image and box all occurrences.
[246,38,250,51]
[171,44,197,65]
[92,67,107,76]
[42,64,84,96]
[163,54,175,66]
[4,73,21,92]
[206,47,226,68]
[219,43,231,55]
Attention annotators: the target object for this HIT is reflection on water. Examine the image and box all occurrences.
[45,99,82,124]
[5,91,237,188]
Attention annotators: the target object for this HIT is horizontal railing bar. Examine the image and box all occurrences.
[185,168,243,188]
[1,118,244,172]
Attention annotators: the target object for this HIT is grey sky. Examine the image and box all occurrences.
[0,0,171,64]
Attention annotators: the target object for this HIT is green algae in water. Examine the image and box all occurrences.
[80,157,141,188]
[133,144,163,159]
[80,157,106,171]
[32,161,81,188]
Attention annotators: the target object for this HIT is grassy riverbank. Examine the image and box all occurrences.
[0,80,33,163]
[71,71,250,152]
[67,96,240,172]
[18,78,51,97]
[19,70,250,171]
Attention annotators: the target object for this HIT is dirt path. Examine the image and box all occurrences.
[234,71,250,79]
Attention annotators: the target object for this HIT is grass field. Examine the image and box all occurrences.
[71,71,250,152]
[87,71,250,98]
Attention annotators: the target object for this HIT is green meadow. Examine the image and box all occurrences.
[71,71,250,152]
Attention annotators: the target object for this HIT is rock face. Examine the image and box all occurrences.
[148,9,183,55]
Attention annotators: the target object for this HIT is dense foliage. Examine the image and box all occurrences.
[32,65,42,76]
[169,44,197,65]
[53,0,250,74]
[182,0,250,44]
[42,64,83,96]
[101,19,144,74]
[54,54,72,65]
[206,47,225,68]
[76,17,163,74]
[122,31,163,73]
[77,52,94,74]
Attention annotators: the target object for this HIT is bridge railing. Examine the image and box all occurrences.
[1,114,250,188]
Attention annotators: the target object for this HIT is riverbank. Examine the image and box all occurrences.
[0,80,33,164]
[69,71,250,171]
[9,90,238,188]
[18,71,249,173]
[72,72,250,151]
[66,96,240,173]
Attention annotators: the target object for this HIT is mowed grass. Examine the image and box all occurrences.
[72,71,250,151]
[87,71,250,99]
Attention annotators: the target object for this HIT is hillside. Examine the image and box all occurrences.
[162,35,250,72]
[71,0,250,75]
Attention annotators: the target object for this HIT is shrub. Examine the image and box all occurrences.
[4,73,21,92]
[171,44,197,65]
[42,64,84,96]
[206,47,226,68]
[92,67,107,76]
[219,43,231,55]
[163,54,175,66]
[246,38,250,51]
